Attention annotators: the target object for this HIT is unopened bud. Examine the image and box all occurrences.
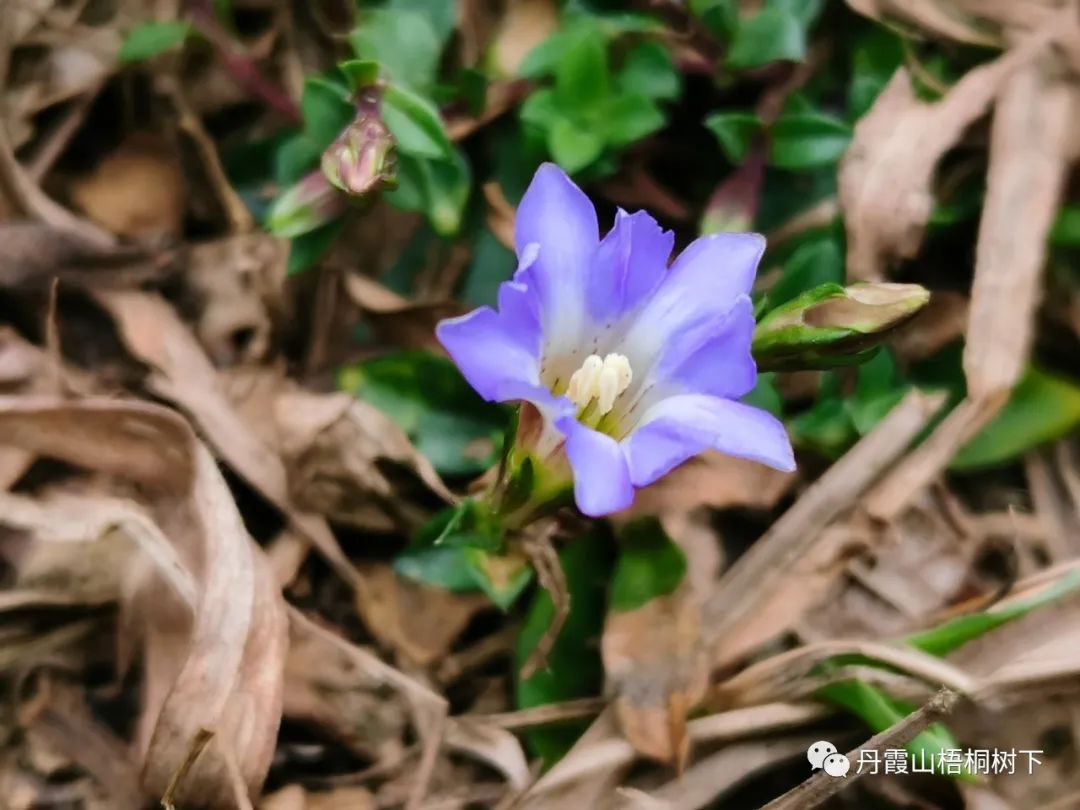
[753,282,931,371]
[266,169,347,238]
[321,91,396,197]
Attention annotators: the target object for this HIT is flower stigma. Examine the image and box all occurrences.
[566,352,633,419]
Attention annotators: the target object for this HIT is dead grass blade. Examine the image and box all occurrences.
[964,57,1076,399]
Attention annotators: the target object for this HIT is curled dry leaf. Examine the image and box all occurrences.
[70,133,186,242]
[0,397,288,806]
[183,234,289,366]
[839,21,1057,281]
[601,516,718,769]
[490,0,559,76]
[93,289,361,587]
[276,389,453,533]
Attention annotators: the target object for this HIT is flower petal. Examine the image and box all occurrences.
[624,394,794,487]
[557,417,634,516]
[651,295,757,400]
[587,209,673,322]
[621,232,764,367]
[436,306,541,402]
[513,164,599,352]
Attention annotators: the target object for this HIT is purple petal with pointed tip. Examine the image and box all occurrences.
[587,209,673,322]
[623,394,794,487]
[557,417,634,517]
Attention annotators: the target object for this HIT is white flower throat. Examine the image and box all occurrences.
[566,353,633,416]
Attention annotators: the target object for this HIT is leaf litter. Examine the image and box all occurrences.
[1,0,1080,808]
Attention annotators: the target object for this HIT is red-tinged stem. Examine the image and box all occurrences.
[185,0,302,124]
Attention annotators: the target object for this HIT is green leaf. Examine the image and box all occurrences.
[601,94,665,149]
[727,8,805,70]
[769,112,852,170]
[301,77,355,149]
[769,233,845,307]
[420,151,472,236]
[395,546,478,592]
[520,90,563,139]
[690,0,738,38]
[704,111,761,164]
[849,28,904,119]
[338,351,509,476]
[1050,204,1080,246]
[789,373,857,459]
[381,84,453,160]
[286,221,344,276]
[618,41,679,101]
[273,135,322,185]
[464,548,534,610]
[847,350,909,435]
[519,31,573,79]
[609,518,687,612]
[952,367,1080,470]
[349,8,442,91]
[118,20,193,64]
[339,59,379,92]
[555,28,610,109]
[907,569,1080,657]
[548,117,605,173]
[462,227,515,307]
[767,0,825,30]
[516,531,614,766]
[743,373,784,418]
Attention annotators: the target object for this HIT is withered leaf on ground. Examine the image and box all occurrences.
[0,397,288,807]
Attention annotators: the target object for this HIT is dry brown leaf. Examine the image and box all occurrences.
[93,289,361,587]
[276,389,452,533]
[183,234,289,366]
[483,182,516,249]
[70,133,186,241]
[601,515,718,768]
[844,0,1001,45]
[444,716,531,792]
[0,397,288,806]
[602,587,709,769]
[0,222,155,290]
[354,563,488,666]
[839,22,1057,280]
[889,289,968,361]
[342,273,461,351]
[490,0,559,76]
[963,57,1075,399]
[260,785,377,810]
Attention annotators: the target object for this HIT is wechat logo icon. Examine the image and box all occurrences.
[808,741,850,777]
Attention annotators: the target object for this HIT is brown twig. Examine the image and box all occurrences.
[519,522,569,680]
[761,689,960,810]
[160,728,214,810]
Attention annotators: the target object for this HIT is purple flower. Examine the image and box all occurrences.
[436,164,795,517]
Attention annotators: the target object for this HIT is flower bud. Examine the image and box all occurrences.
[753,282,931,371]
[266,169,347,238]
[321,91,396,197]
